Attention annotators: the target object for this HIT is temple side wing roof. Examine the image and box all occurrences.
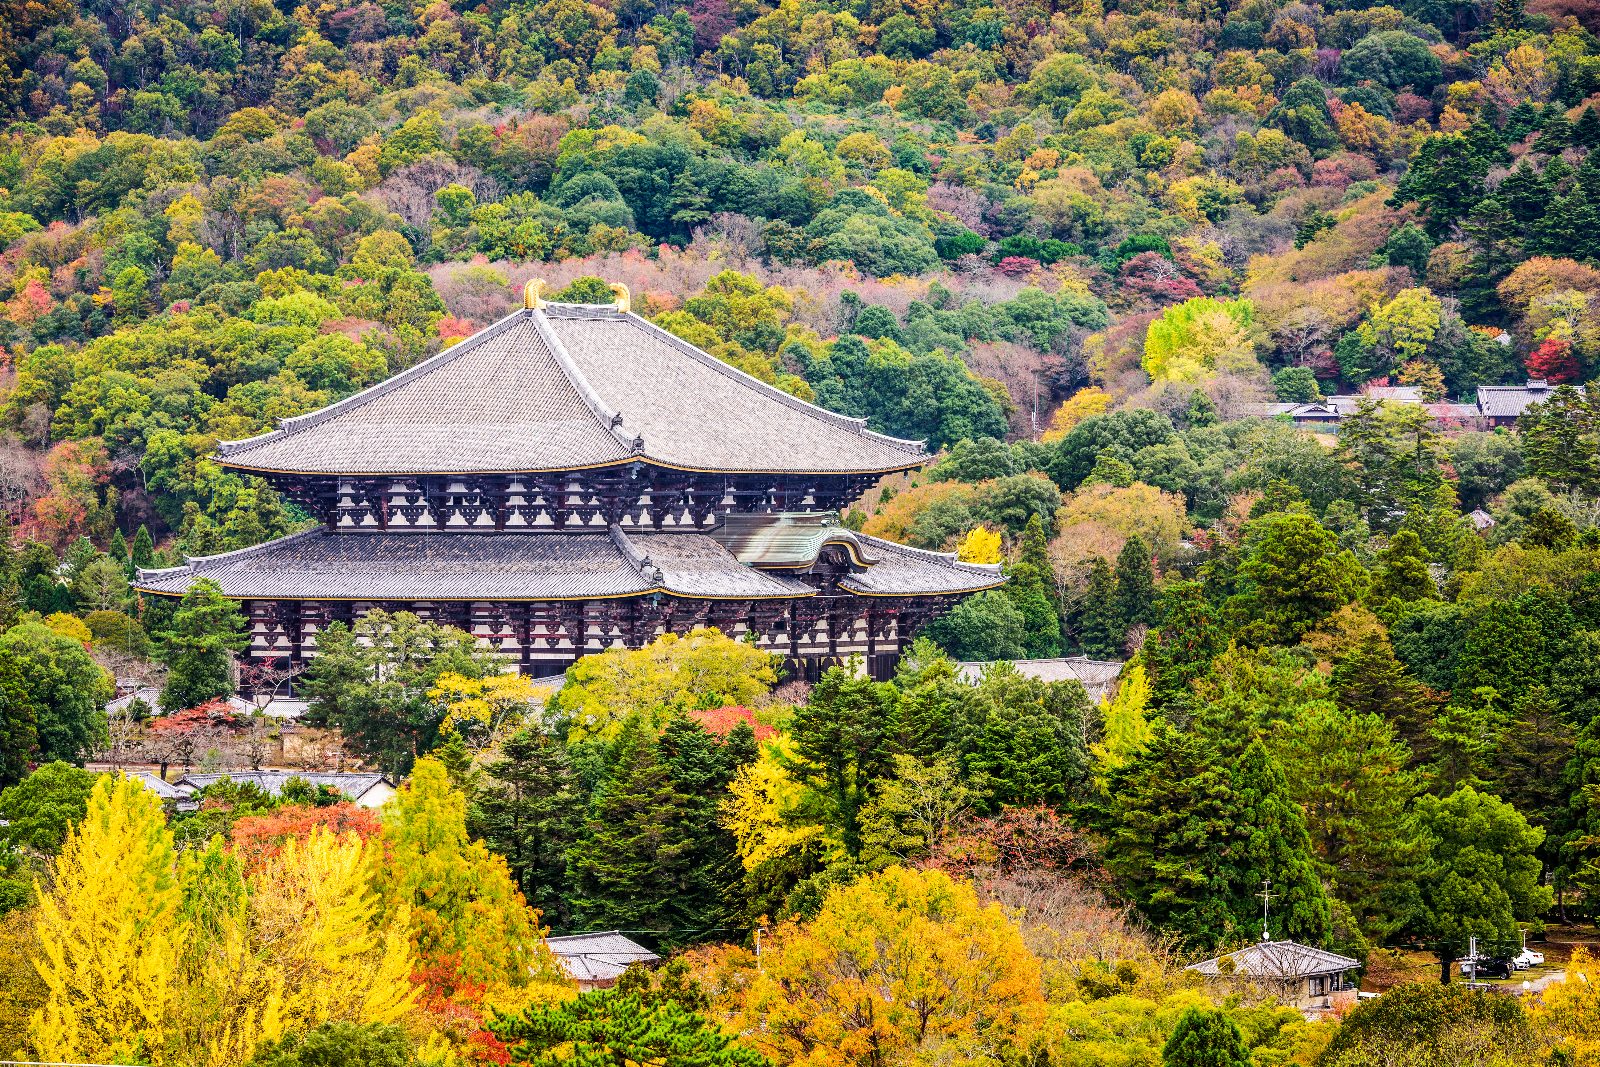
[133,527,1003,601]
[217,303,927,477]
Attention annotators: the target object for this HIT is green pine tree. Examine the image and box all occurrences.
[1368,529,1436,605]
[1004,515,1063,658]
[108,528,128,565]
[1162,1007,1251,1067]
[471,724,581,931]
[1331,632,1438,757]
[1143,581,1227,712]
[1113,535,1157,629]
[658,715,755,933]
[493,985,766,1067]
[1078,555,1123,658]
[788,668,901,858]
[131,525,156,569]
[157,577,249,712]
[568,717,697,933]
[1101,727,1331,949]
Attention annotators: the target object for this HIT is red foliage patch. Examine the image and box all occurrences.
[1527,337,1580,383]
[229,802,383,872]
[688,706,776,741]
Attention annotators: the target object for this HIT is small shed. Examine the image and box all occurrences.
[1186,938,1359,1018]
[545,931,661,991]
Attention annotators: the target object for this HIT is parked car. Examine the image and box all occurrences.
[1458,955,1514,979]
[1515,948,1545,969]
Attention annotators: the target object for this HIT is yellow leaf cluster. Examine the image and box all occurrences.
[956,525,1003,564]
[720,734,828,873]
[551,627,778,739]
[706,867,1045,1067]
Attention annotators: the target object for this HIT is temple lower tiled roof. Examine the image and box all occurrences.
[134,526,1004,602]
[215,303,927,477]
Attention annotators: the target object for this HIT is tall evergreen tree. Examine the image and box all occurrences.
[1003,515,1063,658]
[470,725,581,931]
[1078,555,1123,658]
[1331,632,1438,757]
[568,717,696,935]
[1102,727,1331,949]
[131,525,156,569]
[1162,1008,1251,1067]
[1113,535,1157,629]
[157,578,249,712]
[1143,581,1227,711]
[108,528,128,565]
[788,668,900,858]
[658,716,756,933]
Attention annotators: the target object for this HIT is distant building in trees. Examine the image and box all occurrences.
[135,284,1002,684]
[956,656,1124,703]
[1186,939,1360,1019]
[544,931,660,991]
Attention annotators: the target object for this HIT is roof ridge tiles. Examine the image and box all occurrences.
[618,311,926,456]
[217,308,531,457]
[853,531,1005,576]
[137,524,328,580]
[527,307,642,454]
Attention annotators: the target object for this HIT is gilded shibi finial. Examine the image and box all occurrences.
[523,278,546,309]
[609,281,631,314]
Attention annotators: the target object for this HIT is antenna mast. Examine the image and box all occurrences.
[1258,878,1274,942]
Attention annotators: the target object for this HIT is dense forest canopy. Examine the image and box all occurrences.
[10,0,1600,1060]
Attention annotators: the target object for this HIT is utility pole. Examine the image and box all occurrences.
[1257,878,1274,942]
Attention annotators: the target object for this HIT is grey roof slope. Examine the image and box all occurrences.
[1187,940,1359,980]
[545,932,659,984]
[176,771,392,798]
[134,526,1002,602]
[135,529,813,601]
[217,303,926,476]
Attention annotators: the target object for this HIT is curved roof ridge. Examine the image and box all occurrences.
[137,526,327,579]
[607,524,657,579]
[528,308,641,454]
[217,309,530,457]
[852,531,1005,576]
[620,312,927,457]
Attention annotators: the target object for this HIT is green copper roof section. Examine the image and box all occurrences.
[708,513,879,569]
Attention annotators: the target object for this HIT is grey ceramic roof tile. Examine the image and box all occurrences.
[218,305,927,476]
[1186,940,1359,979]
[135,526,1002,602]
[842,533,1006,596]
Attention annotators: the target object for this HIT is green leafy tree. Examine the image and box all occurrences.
[299,610,495,776]
[0,762,99,853]
[1227,513,1365,645]
[1003,515,1062,658]
[1321,984,1534,1064]
[157,578,248,713]
[1162,1007,1251,1067]
[493,986,768,1067]
[923,590,1026,661]
[1414,787,1552,965]
[0,623,111,785]
[246,1022,412,1067]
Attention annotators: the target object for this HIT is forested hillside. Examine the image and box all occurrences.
[8,0,1600,1062]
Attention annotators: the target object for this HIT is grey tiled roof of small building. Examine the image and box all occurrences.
[176,771,392,798]
[1476,381,1560,418]
[1186,940,1359,980]
[217,304,926,476]
[545,931,660,983]
[133,526,1000,601]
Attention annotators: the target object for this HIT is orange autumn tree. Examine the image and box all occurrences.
[230,803,383,874]
[696,867,1044,1067]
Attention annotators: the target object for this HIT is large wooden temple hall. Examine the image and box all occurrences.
[135,285,1004,680]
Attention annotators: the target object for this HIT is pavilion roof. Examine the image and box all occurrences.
[216,303,927,477]
[133,526,1003,602]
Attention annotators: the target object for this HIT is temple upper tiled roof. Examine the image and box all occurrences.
[134,526,1004,601]
[215,303,927,477]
